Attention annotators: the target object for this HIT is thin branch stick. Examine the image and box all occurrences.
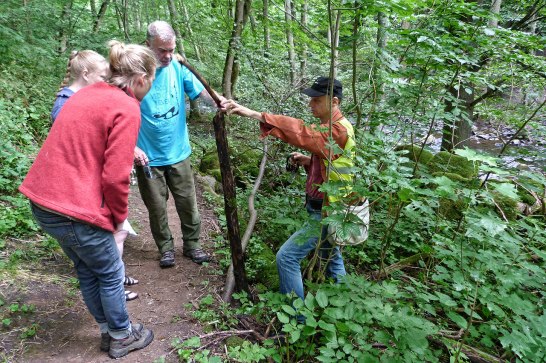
[222,141,269,302]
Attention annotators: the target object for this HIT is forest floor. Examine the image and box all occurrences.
[1,177,225,362]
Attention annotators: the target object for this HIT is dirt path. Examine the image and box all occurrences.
[18,180,223,362]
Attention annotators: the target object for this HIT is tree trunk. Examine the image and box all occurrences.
[352,2,362,129]
[263,0,270,55]
[284,0,296,85]
[299,0,308,79]
[90,0,96,17]
[167,0,186,56]
[488,0,502,27]
[222,0,246,98]
[181,2,201,62]
[114,0,130,41]
[93,0,110,33]
[441,85,474,151]
[58,0,74,54]
[368,11,387,131]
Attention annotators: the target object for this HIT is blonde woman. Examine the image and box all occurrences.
[20,40,157,359]
[51,50,109,122]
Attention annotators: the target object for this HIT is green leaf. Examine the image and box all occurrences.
[277,312,290,324]
[454,148,497,166]
[492,183,519,200]
[318,320,336,332]
[281,304,296,316]
[447,311,468,329]
[289,329,301,343]
[316,290,328,308]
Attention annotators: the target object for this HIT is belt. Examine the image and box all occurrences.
[306,195,323,210]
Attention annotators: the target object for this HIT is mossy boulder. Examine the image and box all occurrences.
[490,190,519,221]
[395,144,434,165]
[427,151,479,182]
[225,336,246,348]
[198,143,262,187]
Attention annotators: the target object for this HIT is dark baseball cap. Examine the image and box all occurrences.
[301,76,343,99]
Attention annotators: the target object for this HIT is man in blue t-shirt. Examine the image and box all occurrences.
[134,21,224,267]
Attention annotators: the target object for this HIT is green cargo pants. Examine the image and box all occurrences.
[136,158,201,254]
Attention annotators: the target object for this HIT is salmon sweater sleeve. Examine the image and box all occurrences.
[259,109,348,159]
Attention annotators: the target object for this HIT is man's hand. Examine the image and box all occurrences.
[290,152,311,167]
[134,146,148,166]
[223,99,264,121]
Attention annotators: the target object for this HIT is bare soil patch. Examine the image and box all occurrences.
[4,180,223,362]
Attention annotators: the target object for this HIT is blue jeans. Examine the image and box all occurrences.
[276,203,346,301]
[30,203,130,339]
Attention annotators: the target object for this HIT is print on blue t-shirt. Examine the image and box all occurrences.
[138,60,204,167]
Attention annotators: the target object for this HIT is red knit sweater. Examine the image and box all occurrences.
[19,82,141,232]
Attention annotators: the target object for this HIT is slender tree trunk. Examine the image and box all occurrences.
[222,0,246,98]
[133,1,141,33]
[352,2,363,128]
[167,0,186,56]
[369,11,387,131]
[299,0,308,79]
[58,0,74,54]
[181,2,201,62]
[93,0,110,33]
[90,0,96,17]
[284,0,296,86]
[328,10,341,79]
[114,0,130,41]
[263,0,270,55]
[488,0,502,27]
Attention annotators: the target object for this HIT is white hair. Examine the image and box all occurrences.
[147,21,176,42]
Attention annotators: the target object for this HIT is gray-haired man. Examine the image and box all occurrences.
[134,21,224,267]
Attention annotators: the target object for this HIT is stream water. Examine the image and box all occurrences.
[393,120,546,174]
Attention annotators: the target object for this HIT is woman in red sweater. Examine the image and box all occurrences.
[19,40,157,359]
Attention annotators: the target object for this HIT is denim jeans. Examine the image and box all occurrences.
[136,157,201,254]
[30,203,130,339]
[276,203,346,301]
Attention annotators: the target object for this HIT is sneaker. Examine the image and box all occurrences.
[100,323,143,352]
[183,248,211,264]
[108,325,153,359]
[159,250,175,268]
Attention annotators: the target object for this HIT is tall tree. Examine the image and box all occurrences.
[92,0,110,33]
[284,0,296,85]
[263,0,270,55]
[222,0,249,98]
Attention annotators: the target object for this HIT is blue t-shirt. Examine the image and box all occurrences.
[138,60,204,166]
[51,87,75,122]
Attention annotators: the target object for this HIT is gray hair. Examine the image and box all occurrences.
[147,21,176,42]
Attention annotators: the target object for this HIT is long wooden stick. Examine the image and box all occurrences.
[178,57,249,294]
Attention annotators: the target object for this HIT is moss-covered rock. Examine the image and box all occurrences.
[198,143,262,187]
[225,336,246,348]
[427,151,479,181]
[490,190,519,221]
[395,144,434,165]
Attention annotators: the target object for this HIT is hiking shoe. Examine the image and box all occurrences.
[100,323,143,352]
[108,325,153,358]
[159,250,175,268]
[183,248,211,264]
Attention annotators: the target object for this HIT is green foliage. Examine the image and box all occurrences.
[185,294,238,332]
